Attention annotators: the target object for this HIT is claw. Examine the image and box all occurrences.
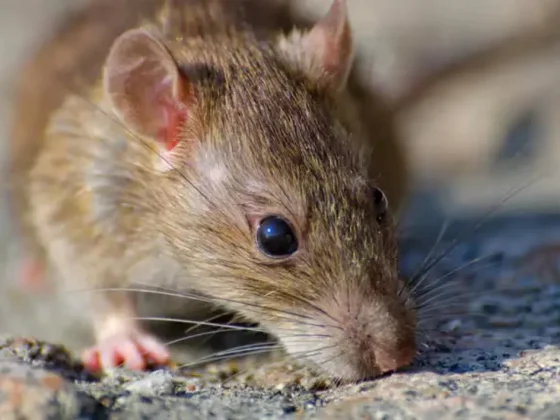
[81,331,170,372]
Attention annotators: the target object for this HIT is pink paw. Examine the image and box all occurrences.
[81,332,170,372]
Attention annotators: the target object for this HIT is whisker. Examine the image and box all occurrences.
[186,341,335,370]
[406,219,450,291]
[417,302,472,320]
[415,281,470,303]
[313,350,345,370]
[227,277,342,329]
[136,315,331,337]
[220,347,337,386]
[408,173,548,286]
[132,316,269,333]
[175,332,332,358]
[417,308,472,322]
[164,328,234,347]
[416,289,483,311]
[182,311,231,337]
[414,278,492,314]
[195,343,284,361]
[185,342,339,371]
[131,280,339,329]
[180,347,283,369]
[416,299,484,317]
[218,353,303,385]
[66,286,332,330]
[411,254,498,298]
[417,310,486,322]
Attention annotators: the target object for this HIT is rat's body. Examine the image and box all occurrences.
[8,0,413,381]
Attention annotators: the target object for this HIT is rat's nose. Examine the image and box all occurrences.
[296,289,417,381]
[374,346,415,374]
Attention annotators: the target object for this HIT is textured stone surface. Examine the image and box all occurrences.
[0,339,103,419]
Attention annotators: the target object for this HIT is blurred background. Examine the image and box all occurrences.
[0,0,559,354]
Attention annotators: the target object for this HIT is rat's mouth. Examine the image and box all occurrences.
[278,333,415,382]
[268,290,417,382]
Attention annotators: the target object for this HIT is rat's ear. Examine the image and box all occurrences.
[103,27,191,151]
[278,0,353,91]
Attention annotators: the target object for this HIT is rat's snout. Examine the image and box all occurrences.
[364,340,416,375]
[278,287,416,381]
[337,299,417,378]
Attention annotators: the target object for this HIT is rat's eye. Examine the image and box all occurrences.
[256,216,298,258]
[373,187,388,223]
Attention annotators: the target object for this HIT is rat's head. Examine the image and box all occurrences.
[102,0,416,381]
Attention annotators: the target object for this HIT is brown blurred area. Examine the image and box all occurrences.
[0,0,559,352]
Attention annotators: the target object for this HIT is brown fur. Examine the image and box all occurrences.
[8,0,413,381]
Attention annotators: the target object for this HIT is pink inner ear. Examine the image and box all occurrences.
[104,28,194,152]
[157,94,186,152]
[154,77,188,152]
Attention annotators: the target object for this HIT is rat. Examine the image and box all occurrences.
[7,0,414,382]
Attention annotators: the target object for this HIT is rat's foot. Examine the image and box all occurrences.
[81,331,170,372]
[518,244,560,283]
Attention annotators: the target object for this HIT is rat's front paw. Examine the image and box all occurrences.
[81,332,170,372]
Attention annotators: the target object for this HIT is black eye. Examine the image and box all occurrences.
[256,216,298,258]
[373,187,388,223]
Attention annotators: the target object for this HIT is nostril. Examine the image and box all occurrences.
[376,355,398,373]
[376,348,415,374]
